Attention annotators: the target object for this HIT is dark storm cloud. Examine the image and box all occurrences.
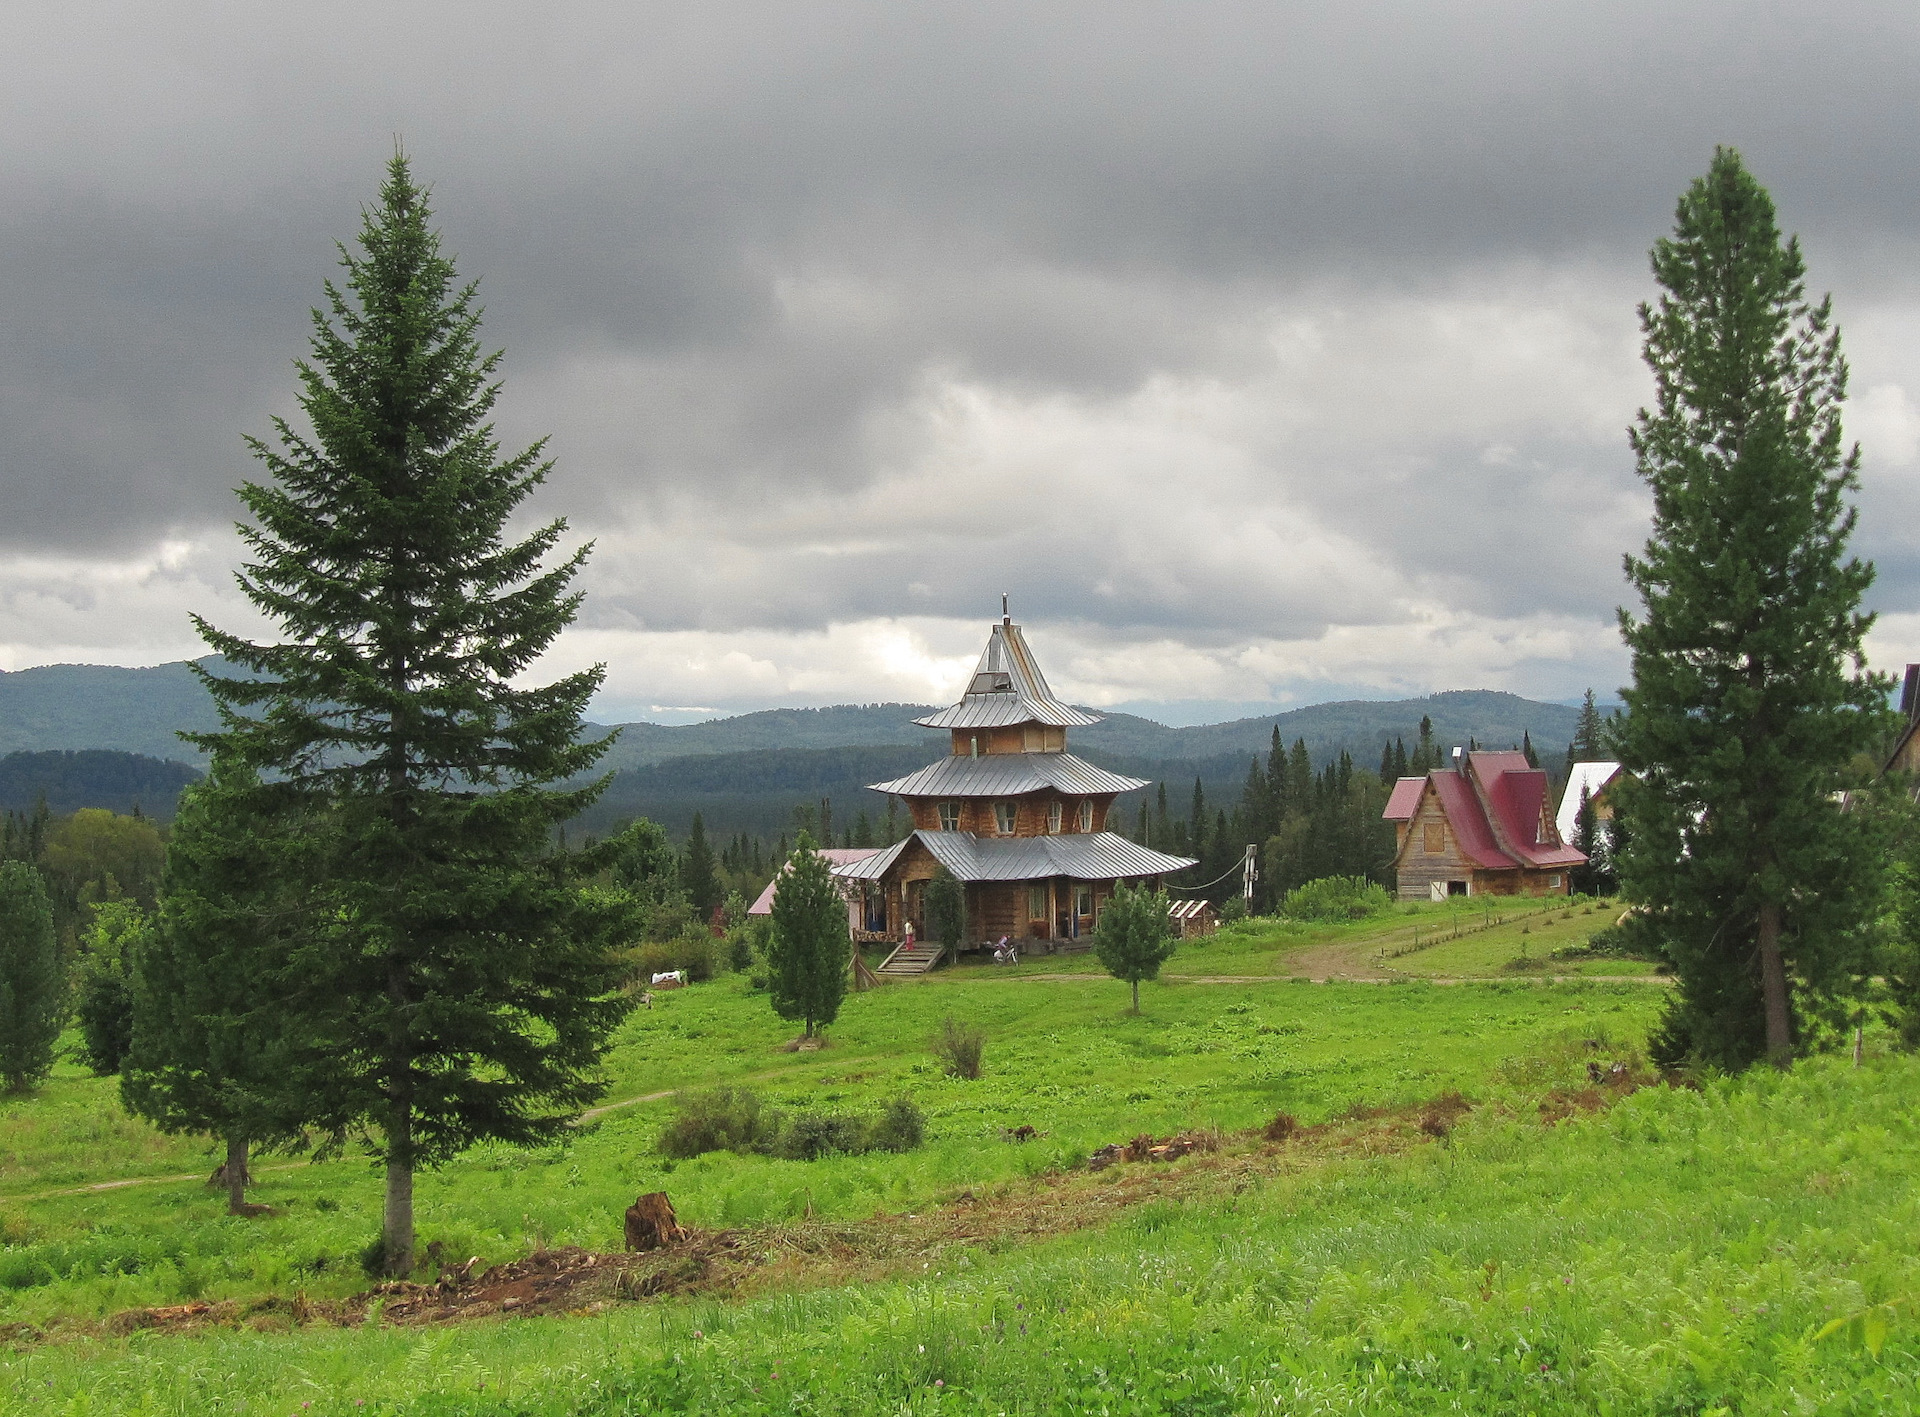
[6,1,1920,698]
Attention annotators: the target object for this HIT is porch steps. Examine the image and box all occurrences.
[877,943,946,976]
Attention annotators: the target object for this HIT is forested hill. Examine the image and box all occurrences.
[0,657,1586,785]
[0,750,202,819]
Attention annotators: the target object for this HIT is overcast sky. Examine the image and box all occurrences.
[6,2,1920,724]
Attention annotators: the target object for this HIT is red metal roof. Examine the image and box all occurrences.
[1430,770,1517,869]
[1470,751,1586,869]
[1382,776,1426,821]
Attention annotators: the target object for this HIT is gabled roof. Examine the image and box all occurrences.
[913,621,1103,730]
[746,847,885,915]
[1429,770,1517,869]
[1469,751,1585,869]
[1555,761,1622,844]
[868,752,1146,798]
[1383,776,1427,821]
[830,830,1195,883]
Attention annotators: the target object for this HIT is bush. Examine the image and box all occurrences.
[772,1111,869,1161]
[925,870,966,947]
[868,1095,925,1152]
[656,1087,925,1161]
[632,930,717,984]
[931,1017,986,1079]
[658,1087,779,1159]
[1279,876,1392,923]
[1219,896,1249,924]
[724,929,755,973]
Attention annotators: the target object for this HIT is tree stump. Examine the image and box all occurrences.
[624,1192,683,1251]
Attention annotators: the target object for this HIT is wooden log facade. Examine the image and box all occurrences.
[829,615,1197,953]
[1383,750,1584,901]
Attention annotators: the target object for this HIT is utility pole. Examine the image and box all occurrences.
[1243,843,1258,911]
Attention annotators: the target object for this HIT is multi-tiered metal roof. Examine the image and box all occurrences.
[912,622,1102,730]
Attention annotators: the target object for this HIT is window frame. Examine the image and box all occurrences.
[1047,800,1064,834]
[994,800,1018,835]
[1422,821,1445,854]
[938,801,961,832]
[1076,799,1094,832]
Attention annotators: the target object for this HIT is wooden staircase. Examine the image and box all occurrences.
[877,942,946,976]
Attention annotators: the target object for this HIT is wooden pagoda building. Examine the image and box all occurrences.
[832,613,1196,953]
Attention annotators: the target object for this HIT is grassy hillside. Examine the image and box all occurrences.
[1,906,1913,1412]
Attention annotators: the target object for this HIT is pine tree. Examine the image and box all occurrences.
[1093,882,1176,1014]
[1566,690,1606,778]
[1188,779,1206,863]
[1521,730,1540,769]
[73,901,149,1076]
[122,762,321,1214]
[1618,147,1887,1070]
[1410,716,1437,774]
[767,832,849,1037]
[187,156,631,1270]
[0,861,61,1092]
[682,812,719,914]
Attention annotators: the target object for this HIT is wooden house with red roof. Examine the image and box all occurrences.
[1382,748,1585,900]
[830,612,1197,952]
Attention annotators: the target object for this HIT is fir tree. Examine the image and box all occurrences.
[1092,882,1175,1014]
[122,762,322,1214]
[1565,689,1607,779]
[1617,147,1887,1070]
[73,901,149,1076]
[0,861,61,1093]
[682,812,719,914]
[1521,731,1539,769]
[187,155,631,1270]
[925,870,966,948]
[1410,716,1437,774]
[767,832,849,1037]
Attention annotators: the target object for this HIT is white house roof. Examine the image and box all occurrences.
[913,621,1103,730]
[1555,761,1622,844]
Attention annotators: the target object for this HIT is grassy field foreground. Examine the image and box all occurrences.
[1,1050,1914,1415]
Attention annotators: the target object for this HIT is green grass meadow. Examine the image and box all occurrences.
[3,906,1915,1414]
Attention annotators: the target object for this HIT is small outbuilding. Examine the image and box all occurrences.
[1555,761,1623,846]
[1167,899,1217,938]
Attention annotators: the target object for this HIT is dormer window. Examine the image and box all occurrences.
[938,801,961,832]
[994,801,1018,834]
[967,670,1014,695]
[1076,800,1093,832]
[1047,801,1063,834]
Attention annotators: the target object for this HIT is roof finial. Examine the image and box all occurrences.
[1002,592,1010,626]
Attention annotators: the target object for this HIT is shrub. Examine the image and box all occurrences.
[724,929,755,973]
[632,930,717,985]
[1219,896,1249,924]
[1279,875,1392,923]
[931,1017,986,1079]
[773,1111,869,1161]
[868,1095,925,1152]
[658,1087,779,1159]
[656,1087,925,1161]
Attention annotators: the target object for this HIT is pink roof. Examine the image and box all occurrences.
[1430,770,1517,869]
[1470,752,1586,869]
[747,847,885,915]
[1382,776,1427,821]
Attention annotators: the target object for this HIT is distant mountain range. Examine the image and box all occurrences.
[0,750,202,820]
[0,658,1588,836]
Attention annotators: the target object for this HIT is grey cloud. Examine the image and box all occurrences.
[6,1,1920,699]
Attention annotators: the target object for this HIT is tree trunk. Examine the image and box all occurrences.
[1131,979,1140,1014]
[225,1134,249,1215]
[383,1148,414,1277]
[1757,900,1792,1067]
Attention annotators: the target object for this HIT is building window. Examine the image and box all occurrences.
[938,801,961,832]
[1549,874,1562,889]
[995,801,1018,834]
[1074,884,1092,917]
[1048,801,1063,834]
[1423,822,1445,854]
[1027,883,1048,919]
[1076,800,1093,832]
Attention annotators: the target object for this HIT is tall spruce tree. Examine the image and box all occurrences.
[767,833,849,1037]
[1617,147,1886,1070]
[682,812,719,915]
[0,861,61,1092]
[189,156,630,1270]
[122,761,320,1214]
